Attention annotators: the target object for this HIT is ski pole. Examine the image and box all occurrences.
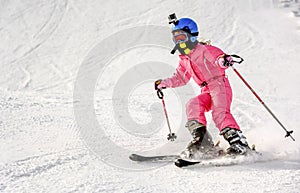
[229,55,295,141]
[156,88,177,141]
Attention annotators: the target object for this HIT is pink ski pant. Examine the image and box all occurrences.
[186,77,240,131]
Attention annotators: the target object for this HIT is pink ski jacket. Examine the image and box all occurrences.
[159,43,228,90]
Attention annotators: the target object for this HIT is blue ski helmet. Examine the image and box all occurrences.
[172,18,199,42]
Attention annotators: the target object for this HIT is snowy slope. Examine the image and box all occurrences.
[1,0,300,192]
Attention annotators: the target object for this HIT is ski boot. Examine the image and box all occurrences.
[180,120,215,159]
[220,127,250,155]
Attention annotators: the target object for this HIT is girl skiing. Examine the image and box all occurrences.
[155,14,250,158]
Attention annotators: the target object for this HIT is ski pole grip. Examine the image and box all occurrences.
[154,79,162,90]
[157,89,164,99]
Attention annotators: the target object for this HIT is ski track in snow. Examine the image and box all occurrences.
[1,0,300,192]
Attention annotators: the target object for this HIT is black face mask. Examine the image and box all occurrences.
[176,39,198,55]
[171,33,198,55]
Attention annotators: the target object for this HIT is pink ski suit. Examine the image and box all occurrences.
[159,43,240,131]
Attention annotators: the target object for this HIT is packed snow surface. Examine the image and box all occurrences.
[1,0,300,192]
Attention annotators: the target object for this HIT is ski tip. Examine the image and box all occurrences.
[174,159,184,168]
[174,159,201,168]
[129,154,140,161]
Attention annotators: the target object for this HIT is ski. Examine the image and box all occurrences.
[130,144,261,167]
[174,156,238,168]
[129,153,180,162]
[175,150,263,168]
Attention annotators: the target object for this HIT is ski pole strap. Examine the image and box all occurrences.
[157,89,164,99]
[229,54,244,64]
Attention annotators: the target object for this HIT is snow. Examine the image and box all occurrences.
[1,0,300,192]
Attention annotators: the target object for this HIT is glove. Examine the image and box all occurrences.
[216,54,234,68]
[223,54,234,66]
[154,79,166,90]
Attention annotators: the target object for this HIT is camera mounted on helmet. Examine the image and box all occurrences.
[168,13,178,25]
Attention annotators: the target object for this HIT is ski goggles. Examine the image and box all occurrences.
[172,31,188,44]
